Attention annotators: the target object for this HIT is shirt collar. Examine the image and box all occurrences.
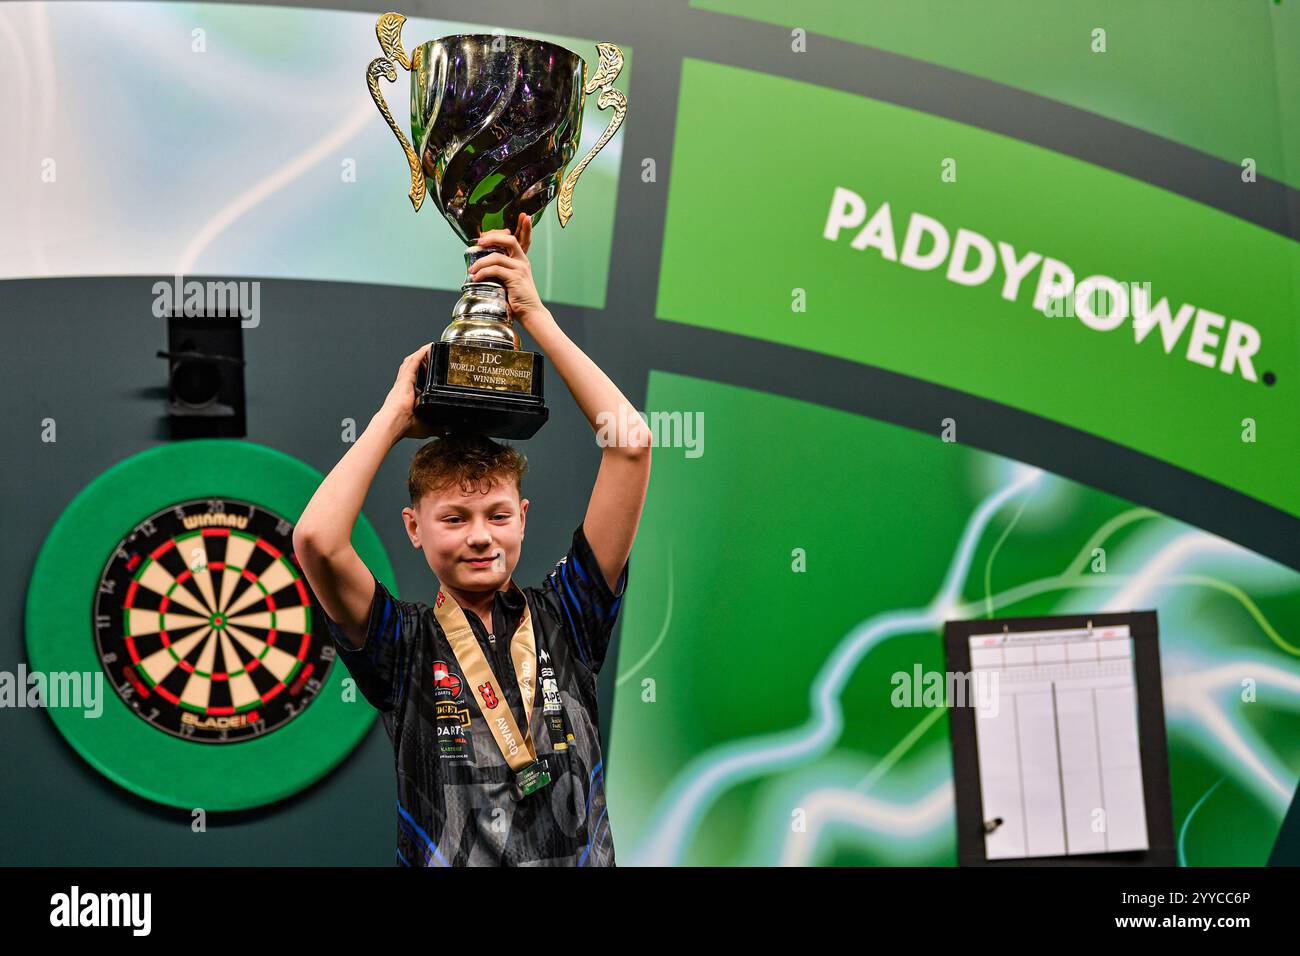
[497,581,525,609]
[491,581,526,633]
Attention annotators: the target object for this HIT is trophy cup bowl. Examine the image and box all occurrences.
[366,13,627,439]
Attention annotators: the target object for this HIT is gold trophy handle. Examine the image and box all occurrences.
[556,42,627,228]
[367,12,426,212]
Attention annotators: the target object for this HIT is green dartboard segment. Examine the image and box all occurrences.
[25,440,394,811]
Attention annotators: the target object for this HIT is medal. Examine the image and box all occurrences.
[516,761,552,796]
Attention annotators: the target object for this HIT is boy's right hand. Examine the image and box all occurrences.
[379,343,436,441]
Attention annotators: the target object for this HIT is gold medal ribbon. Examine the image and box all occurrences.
[433,583,539,773]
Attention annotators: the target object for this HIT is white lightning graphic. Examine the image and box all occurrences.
[633,469,1299,867]
[633,467,1043,865]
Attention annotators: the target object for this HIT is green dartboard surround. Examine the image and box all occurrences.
[25,440,393,811]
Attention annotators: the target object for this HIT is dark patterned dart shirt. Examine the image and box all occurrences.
[322,522,627,866]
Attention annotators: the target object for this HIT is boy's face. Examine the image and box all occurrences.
[402,477,528,595]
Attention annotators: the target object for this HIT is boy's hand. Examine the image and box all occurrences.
[379,343,436,441]
[468,212,548,330]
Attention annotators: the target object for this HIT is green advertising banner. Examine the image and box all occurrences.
[693,0,1300,189]
[657,58,1300,517]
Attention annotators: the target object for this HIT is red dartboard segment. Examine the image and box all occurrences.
[149,538,177,560]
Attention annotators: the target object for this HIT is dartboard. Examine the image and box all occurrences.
[26,440,395,811]
[93,498,334,744]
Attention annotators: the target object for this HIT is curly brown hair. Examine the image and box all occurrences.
[407,433,529,506]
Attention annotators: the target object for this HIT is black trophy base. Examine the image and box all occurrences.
[415,342,548,440]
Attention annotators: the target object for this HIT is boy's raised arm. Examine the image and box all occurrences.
[530,313,651,592]
[293,344,434,648]
[469,218,652,592]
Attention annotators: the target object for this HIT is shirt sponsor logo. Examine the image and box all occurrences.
[542,677,563,715]
[435,701,472,728]
[432,660,463,700]
[434,701,474,762]
[536,648,572,750]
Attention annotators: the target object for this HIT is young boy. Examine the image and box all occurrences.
[293,215,651,866]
